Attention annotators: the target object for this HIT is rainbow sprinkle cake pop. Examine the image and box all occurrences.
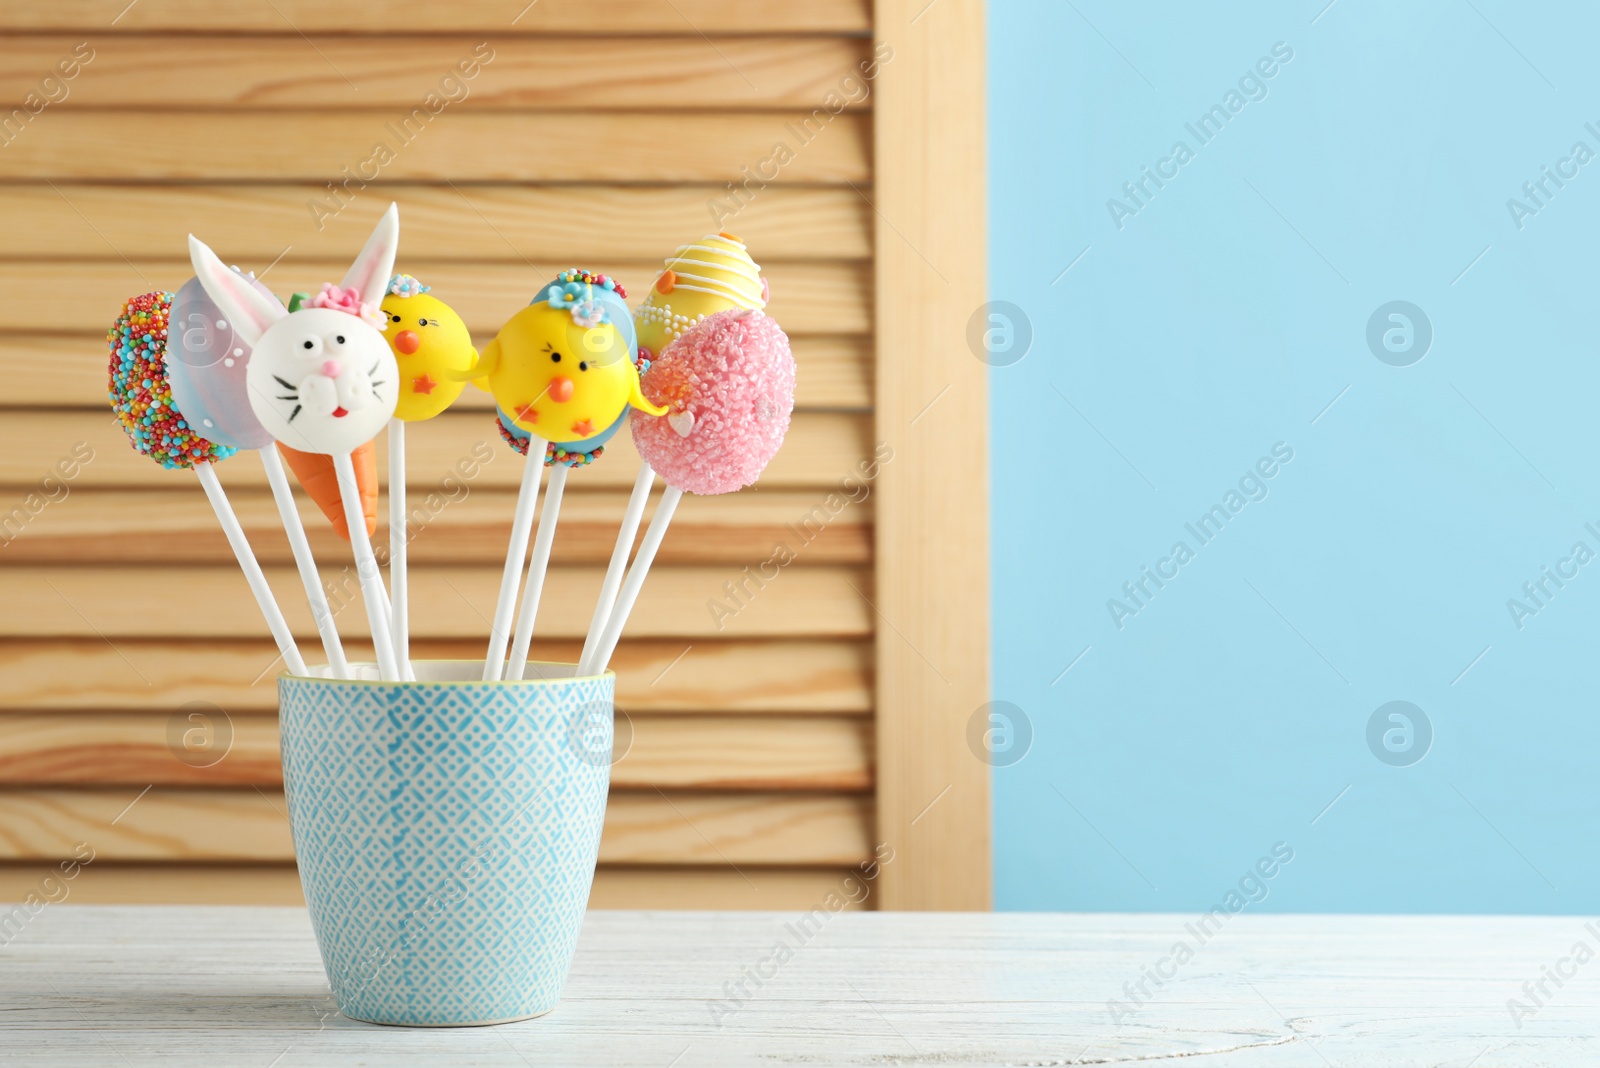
[630,308,795,495]
[109,291,237,468]
[107,290,305,677]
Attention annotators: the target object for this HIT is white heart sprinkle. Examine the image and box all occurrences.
[667,410,695,437]
[223,358,235,367]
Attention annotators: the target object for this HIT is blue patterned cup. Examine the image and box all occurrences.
[278,660,614,1027]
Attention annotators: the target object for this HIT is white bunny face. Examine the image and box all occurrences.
[188,203,402,456]
[244,307,397,455]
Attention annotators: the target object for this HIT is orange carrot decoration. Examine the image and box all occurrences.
[278,439,377,540]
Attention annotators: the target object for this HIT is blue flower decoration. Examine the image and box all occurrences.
[388,274,430,298]
[546,281,588,309]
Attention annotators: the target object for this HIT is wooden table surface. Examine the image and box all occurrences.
[0,906,1593,1065]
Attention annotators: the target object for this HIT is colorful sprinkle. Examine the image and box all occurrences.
[107,291,236,470]
[494,417,606,467]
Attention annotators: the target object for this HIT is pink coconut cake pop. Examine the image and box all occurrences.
[582,308,796,676]
[628,308,795,495]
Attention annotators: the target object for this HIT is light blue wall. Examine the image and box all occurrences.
[990,0,1600,913]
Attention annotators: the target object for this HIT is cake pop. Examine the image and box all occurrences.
[107,290,307,677]
[276,440,376,540]
[473,270,666,682]
[630,308,794,496]
[583,308,795,675]
[575,237,772,673]
[473,269,663,440]
[167,272,350,677]
[384,274,476,421]
[381,273,478,679]
[165,272,280,450]
[189,204,404,681]
[632,232,767,363]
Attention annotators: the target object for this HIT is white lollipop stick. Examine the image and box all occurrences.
[334,451,400,681]
[388,419,414,681]
[194,461,308,677]
[577,462,655,675]
[259,447,348,679]
[507,462,568,681]
[590,484,682,675]
[484,443,545,681]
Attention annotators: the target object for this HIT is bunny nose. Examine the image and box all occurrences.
[394,330,420,355]
[320,359,343,378]
[547,376,575,403]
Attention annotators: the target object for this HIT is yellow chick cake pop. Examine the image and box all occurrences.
[474,269,664,449]
[381,274,476,421]
[634,232,768,361]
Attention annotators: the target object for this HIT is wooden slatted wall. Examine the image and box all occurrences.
[0,0,883,909]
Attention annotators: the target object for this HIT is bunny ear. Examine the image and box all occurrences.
[187,234,287,348]
[341,202,400,308]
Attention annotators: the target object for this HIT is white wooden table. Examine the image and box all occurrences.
[1,907,1594,1065]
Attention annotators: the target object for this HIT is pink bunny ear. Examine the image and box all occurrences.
[187,234,287,348]
[340,202,400,308]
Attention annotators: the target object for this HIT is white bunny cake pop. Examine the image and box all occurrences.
[188,204,401,456]
[189,203,405,682]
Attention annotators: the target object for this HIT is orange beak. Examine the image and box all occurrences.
[547,375,575,403]
[394,330,420,355]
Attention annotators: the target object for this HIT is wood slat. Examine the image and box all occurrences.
[0,1,871,33]
[593,865,872,910]
[0,863,867,908]
[0,563,872,640]
[0,863,309,906]
[0,713,281,787]
[874,0,989,909]
[602,792,869,865]
[615,713,871,791]
[0,37,874,111]
[0,487,872,566]
[0,712,872,790]
[0,409,871,490]
[0,184,871,262]
[1,333,870,410]
[0,261,868,338]
[0,113,870,182]
[0,638,874,713]
[0,788,872,864]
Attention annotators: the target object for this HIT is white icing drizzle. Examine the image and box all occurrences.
[668,280,761,306]
[663,239,766,309]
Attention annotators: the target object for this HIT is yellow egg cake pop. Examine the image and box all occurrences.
[381,274,476,421]
[473,269,664,441]
[634,232,768,359]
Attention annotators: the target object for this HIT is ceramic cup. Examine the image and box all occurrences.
[278,660,614,1027]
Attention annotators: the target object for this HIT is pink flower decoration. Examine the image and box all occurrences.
[571,299,607,328]
[307,282,385,330]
